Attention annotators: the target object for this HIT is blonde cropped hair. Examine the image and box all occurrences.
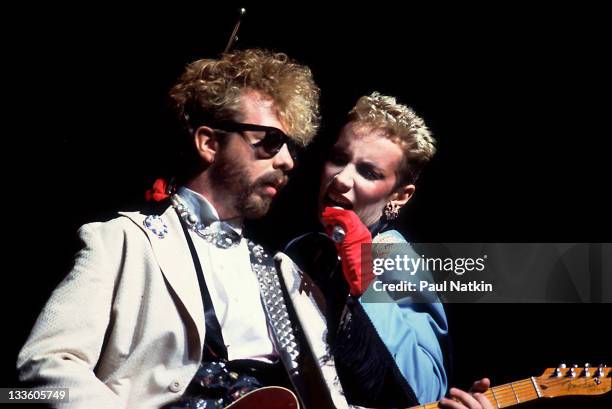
[169,49,320,146]
[348,92,437,184]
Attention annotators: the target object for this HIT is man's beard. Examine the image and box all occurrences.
[210,152,286,219]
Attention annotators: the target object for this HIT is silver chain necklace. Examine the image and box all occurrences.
[171,195,242,249]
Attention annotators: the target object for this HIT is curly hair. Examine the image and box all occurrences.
[169,49,320,146]
[347,92,437,184]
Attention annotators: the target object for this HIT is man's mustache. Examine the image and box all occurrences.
[254,171,288,191]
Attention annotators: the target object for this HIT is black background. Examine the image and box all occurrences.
[4,2,611,408]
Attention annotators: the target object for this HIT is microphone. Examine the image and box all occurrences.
[327,206,346,243]
[330,225,346,243]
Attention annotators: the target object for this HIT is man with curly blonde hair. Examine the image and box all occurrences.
[18,49,349,409]
[168,48,320,220]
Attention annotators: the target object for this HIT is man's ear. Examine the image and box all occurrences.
[193,126,219,164]
[388,183,416,209]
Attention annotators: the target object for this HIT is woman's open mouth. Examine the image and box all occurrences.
[323,194,353,210]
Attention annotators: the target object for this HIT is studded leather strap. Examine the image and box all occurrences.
[247,240,300,370]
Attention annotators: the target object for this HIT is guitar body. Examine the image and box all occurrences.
[225,386,299,409]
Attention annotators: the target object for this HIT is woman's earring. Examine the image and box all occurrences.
[384,202,401,220]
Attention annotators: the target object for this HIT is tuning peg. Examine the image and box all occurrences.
[553,363,567,377]
[583,363,591,377]
[596,364,607,378]
[568,365,577,378]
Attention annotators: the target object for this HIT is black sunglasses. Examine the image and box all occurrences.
[208,121,301,161]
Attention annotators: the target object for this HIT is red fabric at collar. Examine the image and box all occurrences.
[145,178,170,202]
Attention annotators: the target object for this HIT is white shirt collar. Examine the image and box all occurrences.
[177,186,243,235]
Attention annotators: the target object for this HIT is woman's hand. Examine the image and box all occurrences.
[321,207,374,296]
[440,378,494,409]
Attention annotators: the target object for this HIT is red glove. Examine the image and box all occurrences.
[321,207,374,296]
[145,178,170,202]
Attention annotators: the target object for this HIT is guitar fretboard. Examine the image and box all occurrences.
[411,378,539,409]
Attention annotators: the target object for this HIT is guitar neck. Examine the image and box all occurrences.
[411,377,539,409]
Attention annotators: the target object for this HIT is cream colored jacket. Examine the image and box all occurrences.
[17,205,348,409]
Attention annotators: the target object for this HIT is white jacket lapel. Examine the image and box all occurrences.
[120,206,205,353]
[275,252,349,409]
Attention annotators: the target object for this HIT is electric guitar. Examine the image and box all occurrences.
[224,364,610,409]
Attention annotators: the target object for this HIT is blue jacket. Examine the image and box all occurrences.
[362,229,448,403]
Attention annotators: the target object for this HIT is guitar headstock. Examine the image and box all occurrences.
[535,364,611,398]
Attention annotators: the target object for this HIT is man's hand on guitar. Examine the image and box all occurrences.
[439,378,493,409]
